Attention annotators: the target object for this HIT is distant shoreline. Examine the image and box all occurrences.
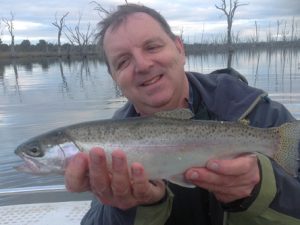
[0,51,100,60]
[0,41,299,60]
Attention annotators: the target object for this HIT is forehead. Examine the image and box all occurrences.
[106,12,165,35]
[103,12,170,50]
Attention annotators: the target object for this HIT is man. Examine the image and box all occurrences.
[65,4,300,225]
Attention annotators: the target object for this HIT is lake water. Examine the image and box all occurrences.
[1,49,300,205]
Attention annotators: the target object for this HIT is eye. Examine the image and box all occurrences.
[147,45,159,51]
[146,42,163,52]
[26,146,44,157]
[117,58,130,70]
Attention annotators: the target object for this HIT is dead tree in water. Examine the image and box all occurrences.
[215,0,247,46]
[64,13,96,57]
[215,0,247,68]
[52,12,69,56]
[2,12,15,57]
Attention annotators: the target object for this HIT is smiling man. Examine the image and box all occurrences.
[65,4,300,225]
[103,12,189,116]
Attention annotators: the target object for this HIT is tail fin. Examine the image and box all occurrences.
[274,121,300,178]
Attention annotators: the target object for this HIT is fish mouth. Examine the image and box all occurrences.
[14,152,42,174]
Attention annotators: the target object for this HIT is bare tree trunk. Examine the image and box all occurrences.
[291,17,295,42]
[52,12,69,56]
[227,17,232,45]
[215,0,247,68]
[276,20,280,42]
[255,21,259,43]
[11,34,15,56]
[2,12,16,57]
[215,0,248,46]
[281,20,287,42]
[64,13,96,57]
[227,50,233,69]
[200,23,205,44]
[266,23,272,43]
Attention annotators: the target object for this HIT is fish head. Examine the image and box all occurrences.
[15,130,79,175]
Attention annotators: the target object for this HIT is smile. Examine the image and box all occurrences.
[142,75,163,86]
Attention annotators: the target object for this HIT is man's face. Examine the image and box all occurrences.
[103,12,187,115]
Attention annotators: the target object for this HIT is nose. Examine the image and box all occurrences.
[133,51,153,74]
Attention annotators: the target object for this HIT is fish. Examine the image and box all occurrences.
[15,109,300,187]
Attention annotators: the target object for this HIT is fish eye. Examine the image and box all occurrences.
[26,146,44,157]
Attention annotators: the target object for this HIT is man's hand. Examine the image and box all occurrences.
[65,147,166,210]
[185,154,260,203]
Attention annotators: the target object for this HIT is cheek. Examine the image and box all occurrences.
[113,71,134,92]
[160,49,185,69]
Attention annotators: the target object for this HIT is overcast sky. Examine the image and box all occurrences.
[0,0,299,44]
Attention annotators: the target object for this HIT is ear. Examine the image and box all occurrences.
[174,36,185,56]
[174,36,186,64]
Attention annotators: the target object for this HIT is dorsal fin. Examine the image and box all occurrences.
[154,108,194,120]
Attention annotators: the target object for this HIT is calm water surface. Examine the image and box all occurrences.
[0,49,299,205]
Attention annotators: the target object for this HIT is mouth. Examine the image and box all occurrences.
[15,153,41,174]
[141,74,163,87]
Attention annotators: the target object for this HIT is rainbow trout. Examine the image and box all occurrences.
[15,109,300,186]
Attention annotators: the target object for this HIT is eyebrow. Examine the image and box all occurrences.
[143,37,165,45]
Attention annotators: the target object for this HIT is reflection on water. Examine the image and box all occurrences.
[185,49,300,118]
[0,57,125,204]
[0,49,299,205]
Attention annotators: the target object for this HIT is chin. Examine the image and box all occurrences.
[147,96,173,109]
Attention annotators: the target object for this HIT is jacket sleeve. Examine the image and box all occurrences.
[80,198,136,225]
[227,98,300,224]
[81,187,174,225]
[228,154,300,225]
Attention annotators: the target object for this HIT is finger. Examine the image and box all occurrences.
[65,152,90,192]
[186,164,260,189]
[111,149,132,199]
[206,154,258,176]
[131,163,149,198]
[131,163,165,204]
[147,180,166,204]
[89,147,113,200]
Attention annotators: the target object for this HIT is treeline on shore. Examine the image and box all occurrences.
[185,39,300,54]
[0,40,101,59]
[0,38,300,59]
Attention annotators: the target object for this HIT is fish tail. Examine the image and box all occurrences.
[274,121,300,178]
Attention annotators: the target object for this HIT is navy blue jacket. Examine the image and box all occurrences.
[81,70,300,225]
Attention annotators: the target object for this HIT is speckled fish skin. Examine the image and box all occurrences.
[15,109,300,185]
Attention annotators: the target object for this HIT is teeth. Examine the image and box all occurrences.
[143,75,161,86]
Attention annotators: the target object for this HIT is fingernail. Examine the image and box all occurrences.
[207,162,219,171]
[132,167,142,176]
[189,171,199,180]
